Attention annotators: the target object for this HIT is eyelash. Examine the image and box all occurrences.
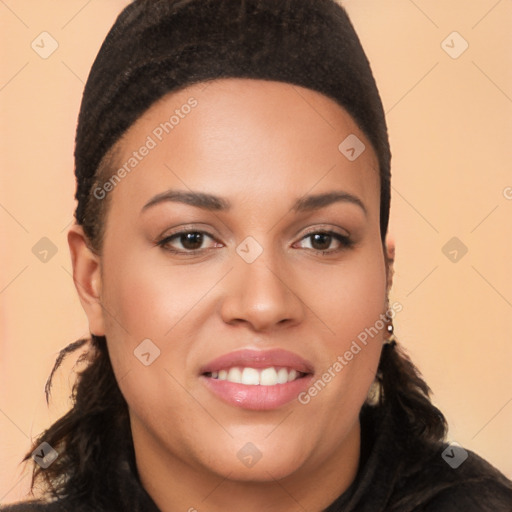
[156,229,354,256]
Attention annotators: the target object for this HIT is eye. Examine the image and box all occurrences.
[156,229,353,256]
[157,230,219,254]
[296,230,353,254]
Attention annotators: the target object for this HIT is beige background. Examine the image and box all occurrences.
[1,0,511,504]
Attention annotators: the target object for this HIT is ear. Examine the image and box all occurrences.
[67,224,105,336]
[385,234,395,293]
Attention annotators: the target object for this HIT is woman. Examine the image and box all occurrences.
[2,0,511,510]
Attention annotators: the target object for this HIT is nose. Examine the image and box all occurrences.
[219,246,306,332]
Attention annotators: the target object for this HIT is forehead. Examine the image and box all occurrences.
[104,78,380,220]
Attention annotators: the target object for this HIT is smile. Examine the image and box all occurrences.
[200,349,314,410]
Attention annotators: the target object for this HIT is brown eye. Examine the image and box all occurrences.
[177,232,206,251]
[157,231,217,253]
[309,233,333,251]
[298,231,353,254]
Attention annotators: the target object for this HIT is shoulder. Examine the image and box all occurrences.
[351,404,512,511]
[422,477,512,511]
[394,442,512,511]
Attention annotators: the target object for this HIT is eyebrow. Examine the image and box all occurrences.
[141,189,367,215]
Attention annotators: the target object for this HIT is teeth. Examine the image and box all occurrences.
[260,367,278,386]
[211,366,302,385]
[242,367,260,385]
[227,367,242,383]
[277,368,289,384]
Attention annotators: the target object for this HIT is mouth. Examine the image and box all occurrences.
[199,349,314,411]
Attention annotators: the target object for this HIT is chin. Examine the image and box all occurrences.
[209,453,309,483]
[184,432,312,483]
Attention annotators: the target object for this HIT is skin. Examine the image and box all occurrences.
[69,78,394,512]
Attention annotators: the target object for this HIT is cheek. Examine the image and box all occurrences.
[101,247,209,340]
[98,246,210,400]
[99,250,210,434]
[304,244,387,403]
[315,246,388,343]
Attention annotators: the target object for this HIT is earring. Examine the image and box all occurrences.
[384,321,396,346]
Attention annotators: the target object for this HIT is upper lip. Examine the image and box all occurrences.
[200,348,314,375]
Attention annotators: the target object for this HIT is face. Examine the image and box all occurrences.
[73,78,389,484]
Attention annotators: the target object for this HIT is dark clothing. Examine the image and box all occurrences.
[324,404,512,511]
[2,404,511,511]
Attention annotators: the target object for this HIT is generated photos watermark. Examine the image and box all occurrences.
[93,97,198,200]
[298,300,403,405]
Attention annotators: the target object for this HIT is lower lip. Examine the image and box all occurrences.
[200,374,314,410]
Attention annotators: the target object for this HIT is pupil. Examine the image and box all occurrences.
[182,233,203,250]
[312,233,331,251]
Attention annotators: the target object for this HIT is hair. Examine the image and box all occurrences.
[18,0,447,508]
